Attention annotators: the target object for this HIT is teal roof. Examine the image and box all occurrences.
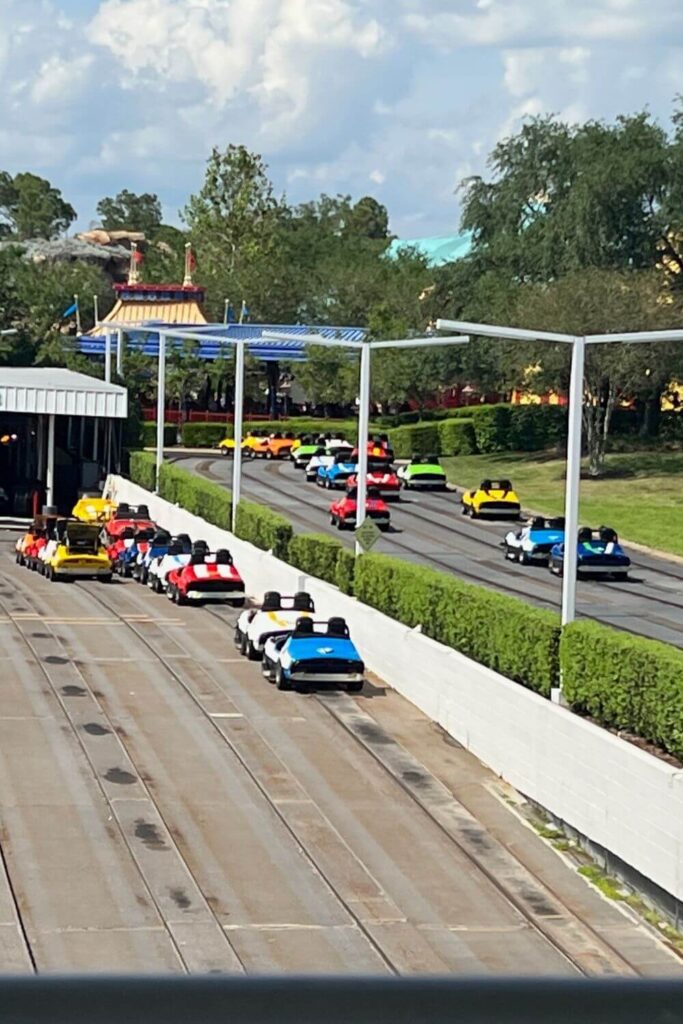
[386,232,473,267]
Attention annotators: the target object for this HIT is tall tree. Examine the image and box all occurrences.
[0,172,76,239]
[96,189,163,236]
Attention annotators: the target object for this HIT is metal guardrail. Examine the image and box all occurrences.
[2,977,683,1024]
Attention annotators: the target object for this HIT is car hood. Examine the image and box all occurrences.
[285,636,361,661]
[529,529,565,544]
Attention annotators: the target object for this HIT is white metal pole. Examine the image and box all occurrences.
[156,332,167,494]
[231,339,245,532]
[355,342,371,556]
[104,329,112,382]
[555,337,586,697]
[116,328,124,376]
[46,414,55,506]
[36,415,44,483]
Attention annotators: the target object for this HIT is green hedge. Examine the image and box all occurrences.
[387,423,441,458]
[129,451,156,491]
[335,548,356,595]
[160,463,232,529]
[438,418,478,456]
[560,622,683,759]
[142,422,176,447]
[182,422,229,447]
[235,499,293,560]
[354,554,560,695]
[287,533,344,585]
[179,418,375,449]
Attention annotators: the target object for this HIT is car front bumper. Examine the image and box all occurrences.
[185,588,246,601]
[287,671,365,684]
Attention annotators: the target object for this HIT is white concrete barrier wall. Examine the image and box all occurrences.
[107,475,683,903]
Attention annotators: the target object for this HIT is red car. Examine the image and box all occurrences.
[329,487,390,531]
[104,503,155,540]
[350,439,394,466]
[347,466,401,499]
[166,549,246,606]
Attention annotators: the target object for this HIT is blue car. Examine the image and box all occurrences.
[316,452,358,489]
[133,529,173,583]
[549,526,630,579]
[504,516,565,565]
[266,616,365,692]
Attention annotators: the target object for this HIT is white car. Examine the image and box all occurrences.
[305,444,353,481]
[503,516,565,566]
[234,591,315,661]
[148,538,207,592]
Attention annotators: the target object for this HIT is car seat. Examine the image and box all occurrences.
[262,591,281,612]
[121,527,136,540]
[367,487,381,499]
[137,505,150,518]
[326,617,349,638]
[578,527,593,543]
[531,516,545,529]
[294,617,314,636]
[347,487,358,500]
[192,540,209,552]
[215,549,233,565]
[599,526,618,544]
[189,551,206,566]
[293,592,314,612]
[166,542,183,556]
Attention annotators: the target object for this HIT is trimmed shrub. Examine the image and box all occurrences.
[560,622,683,759]
[235,499,293,560]
[387,423,441,458]
[287,533,344,585]
[182,422,231,447]
[141,422,176,448]
[129,450,156,492]
[438,418,478,456]
[335,548,356,595]
[354,554,560,695]
[469,404,512,453]
[660,410,683,441]
[159,463,232,528]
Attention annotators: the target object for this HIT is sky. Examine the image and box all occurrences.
[1,0,683,239]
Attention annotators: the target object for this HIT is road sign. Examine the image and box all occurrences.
[355,517,382,551]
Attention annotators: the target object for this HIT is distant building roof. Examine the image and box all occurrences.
[386,232,473,267]
[0,368,127,418]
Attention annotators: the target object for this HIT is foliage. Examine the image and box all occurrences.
[387,423,440,458]
[438,418,478,456]
[129,451,156,492]
[178,417,367,448]
[287,534,344,585]
[335,548,356,595]
[96,190,163,236]
[0,171,76,239]
[141,422,176,448]
[181,423,227,447]
[354,555,560,695]
[234,500,293,559]
[294,345,359,412]
[561,622,683,759]
[160,463,232,528]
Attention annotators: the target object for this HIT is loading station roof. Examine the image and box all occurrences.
[0,368,128,418]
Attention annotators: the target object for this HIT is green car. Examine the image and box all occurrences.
[397,454,448,491]
[292,442,321,469]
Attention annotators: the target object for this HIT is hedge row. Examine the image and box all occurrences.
[180,418,370,448]
[129,451,156,492]
[354,555,560,696]
[141,422,177,448]
[284,533,356,595]
[560,622,683,760]
[387,404,567,456]
[234,499,293,560]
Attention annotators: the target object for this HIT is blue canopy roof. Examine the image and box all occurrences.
[386,232,473,268]
[77,323,367,362]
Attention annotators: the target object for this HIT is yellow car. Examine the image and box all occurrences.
[45,521,113,582]
[217,431,265,457]
[72,493,117,524]
[461,478,521,519]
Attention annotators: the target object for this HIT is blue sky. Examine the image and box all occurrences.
[2,0,683,239]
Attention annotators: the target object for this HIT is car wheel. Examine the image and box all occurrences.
[234,626,243,649]
[275,665,291,691]
[139,567,148,586]
[220,448,228,457]
[266,450,273,460]
[240,633,249,657]
[336,517,344,530]
[347,680,363,693]
[460,503,468,516]
[122,564,131,578]
[247,640,260,661]
[518,550,530,566]
[99,574,113,584]
[15,551,22,565]
[233,597,246,608]
[176,590,187,606]
[167,584,176,601]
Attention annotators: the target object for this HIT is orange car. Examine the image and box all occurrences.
[249,432,297,460]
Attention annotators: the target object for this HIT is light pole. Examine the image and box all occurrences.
[436,318,683,684]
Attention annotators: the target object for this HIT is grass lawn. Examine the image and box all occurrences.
[441,450,683,558]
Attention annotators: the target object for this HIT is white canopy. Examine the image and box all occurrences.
[0,368,127,418]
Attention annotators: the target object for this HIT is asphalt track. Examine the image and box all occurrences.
[175,454,683,650]
[0,538,681,975]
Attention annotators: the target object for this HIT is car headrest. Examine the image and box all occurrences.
[193,540,209,551]
[347,487,358,499]
[137,505,150,517]
[531,516,545,529]
[368,487,381,499]
[190,551,206,566]
[380,434,389,443]
[294,617,314,636]
[599,526,617,543]
[136,528,154,540]
[481,479,492,491]
[116,503,130,516]
[549,517,565,530]
[327,617,349,637]
[578,526,593,543]
[262,591,281,612]
[175,533,191,545]
[153,531,171,544]
[426,454,439,464]
[499,480,512,492]
[315,447,325,456]
[121,527,136,539]
[167,542,182,556]
[293,591,314,612]
[215,549,233,565]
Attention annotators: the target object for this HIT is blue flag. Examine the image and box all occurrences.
[226,302,236,323]
[62,300,78,319]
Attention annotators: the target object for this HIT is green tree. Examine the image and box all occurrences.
[294,344,358,414]
[0,171,76,239]
[96,189,163,236]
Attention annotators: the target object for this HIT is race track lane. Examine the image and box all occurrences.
[177,455,683,648]
[1,542,680,975]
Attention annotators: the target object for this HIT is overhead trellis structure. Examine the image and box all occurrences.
[77,322,368,362]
